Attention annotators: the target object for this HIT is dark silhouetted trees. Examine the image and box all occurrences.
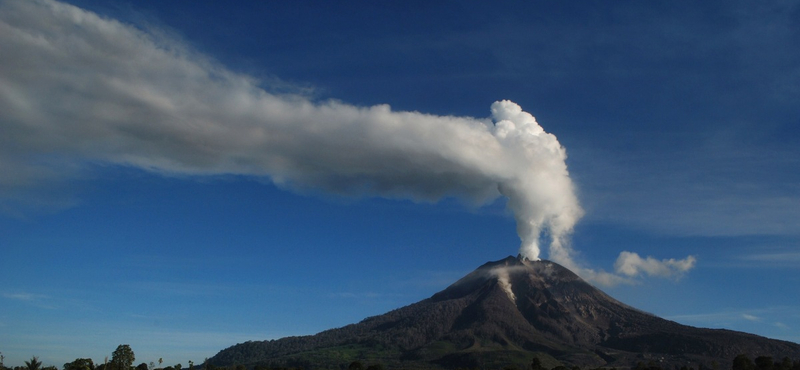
[734,354,756,370]
[64,359,94,370]
[730,354,800,370]
[756,357,775,370]
[531,357,545,370]
[110,345,135,370]
[8,347,800,370]
[25,357,42,370]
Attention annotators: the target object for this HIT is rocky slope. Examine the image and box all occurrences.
[208,256,800,369]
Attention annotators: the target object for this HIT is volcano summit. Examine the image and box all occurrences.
[209,257,800,369]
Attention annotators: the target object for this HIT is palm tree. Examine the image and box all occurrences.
[25,356,43,370]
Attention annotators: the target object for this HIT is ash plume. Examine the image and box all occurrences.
[0,0,693,282]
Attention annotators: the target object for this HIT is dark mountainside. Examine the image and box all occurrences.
[209,256,800,369]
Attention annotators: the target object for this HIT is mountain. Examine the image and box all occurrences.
[208,256,800,369]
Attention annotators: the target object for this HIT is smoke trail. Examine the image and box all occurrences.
[0,0,583,261]
[493,267,517,302]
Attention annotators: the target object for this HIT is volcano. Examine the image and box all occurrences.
[209,257,800,369]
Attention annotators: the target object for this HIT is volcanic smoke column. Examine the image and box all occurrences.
[490,101,583,261]
[0,0,583,262]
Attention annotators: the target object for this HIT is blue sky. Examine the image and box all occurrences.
[1,0,799,367]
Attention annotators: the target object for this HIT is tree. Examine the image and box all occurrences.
[777,358,793,370]
[135,364,147,370]
[25,357,42,370]
[110,345,135,370]
[348,361,363,370]
[733,354,755,370]
[64,359,94,370]
[755,357,774,370]
[531,357,546,370]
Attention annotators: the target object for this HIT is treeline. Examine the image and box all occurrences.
[4,346,800,370]
[543,354,800,370]
[177,354,800,370]
[0,345,196,370]
[632,354,800,370]
[729,354,800,370]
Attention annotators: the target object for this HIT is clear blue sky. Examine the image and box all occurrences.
[2,0,799,367]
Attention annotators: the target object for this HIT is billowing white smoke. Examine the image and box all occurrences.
[0,0,579,261]
[0,0,694,282]
[491,102,583,260]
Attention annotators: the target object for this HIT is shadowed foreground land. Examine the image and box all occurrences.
[6,348,800,370]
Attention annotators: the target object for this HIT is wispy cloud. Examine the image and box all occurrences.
[125,280,241,297]
[668,306,798,336]
[3,292,47,301]
[738,251,800,266]
[741,314,761,322]
[2,292,57,310]
[327,292,392,300]
[774,322,789,330]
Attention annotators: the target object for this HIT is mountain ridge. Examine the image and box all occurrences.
[208,256,800,369]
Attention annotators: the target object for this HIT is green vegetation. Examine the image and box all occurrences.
[1,346,188,370]
[3,346,800,370]
[25,357,42,370]
[110,346,135,370]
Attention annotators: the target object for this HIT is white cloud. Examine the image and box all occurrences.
[541,250,695,287]
[741,313,761,322]
[613,251,696,278]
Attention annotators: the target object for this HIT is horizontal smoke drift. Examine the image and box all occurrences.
[0,0,694,284]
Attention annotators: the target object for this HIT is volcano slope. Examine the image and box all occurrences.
[209,256,800,369]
